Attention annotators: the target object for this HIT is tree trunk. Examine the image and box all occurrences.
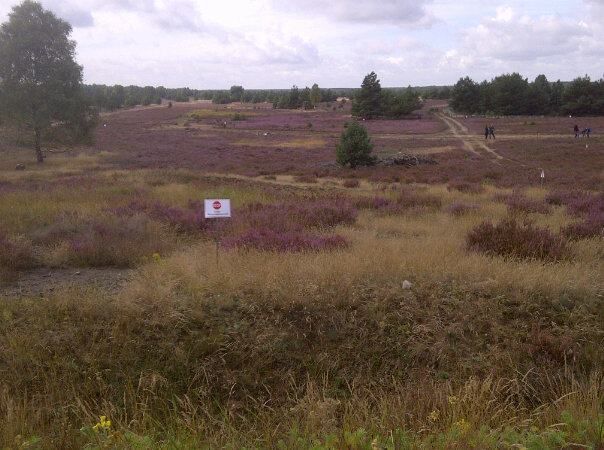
[34,128,44,163]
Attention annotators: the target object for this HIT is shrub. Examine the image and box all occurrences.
[240,201,357,231]
[336,122,375,168]
[546,191,603,216]
[342,179,360,188]
[54,216,170,268]
[353,196,390,210]
[231,113,247,121]
[505,194,551,215]
[447,202,480,216]
[561,208,604,240]
[222,228,349,253]
[0,232,37,271]
[467,219,567,261]
[294,175,318,184]
[447,180,484,194]
[112,200,209,234]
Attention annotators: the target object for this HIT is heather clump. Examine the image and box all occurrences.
[48,216,170,268]
[222,228,349,252]
[342,179,360,188]
[505,193,551,215]
[562,208,604,240]
[0,231,37,271]
[112,199,209,234]
[239,200,357,231]
[546,190,603,216]
[446,202,480,216]
[467,219,568,261]
[352,191,441,215]
[447,180,485,194]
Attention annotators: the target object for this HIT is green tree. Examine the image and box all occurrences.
[489,73,530,115]
[0,1,92,162]
[310,83,322,106]
[336,122,375,168]
[383,87,420,118]
[450,77,480,114]
[230,85,244,102]
[352,71,382,119]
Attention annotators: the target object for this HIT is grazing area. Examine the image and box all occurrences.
[1,101,603,449]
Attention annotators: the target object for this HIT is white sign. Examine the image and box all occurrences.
[204,199,231,218]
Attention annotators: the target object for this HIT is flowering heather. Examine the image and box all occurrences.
[353,196,391,210]
[64,216,169,267]
[447,180,485,194]
[112,199,209,234]
[446,202,480,216]
[505,194,551,215]
[222,228,349,253]
[342,179,360,188]
[239,200,357,231]
[546,191,604,217]
[467,219,567,261]
[561,208,604,240]
[0,232,37,271]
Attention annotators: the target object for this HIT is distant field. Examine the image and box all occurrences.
[0,102,602,449]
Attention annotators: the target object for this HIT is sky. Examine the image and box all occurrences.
[1,0,603,89]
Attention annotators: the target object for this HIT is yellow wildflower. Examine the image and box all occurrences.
[447,395,459,406]
[455,418,470,433]
[92,416,111,432]
[152,253,161,263]
[428,409,440,422]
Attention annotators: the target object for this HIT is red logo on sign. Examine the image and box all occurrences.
[212,201,221,210]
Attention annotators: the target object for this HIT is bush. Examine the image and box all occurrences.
[505,194,551,215]
[336,122,375,168]
[447,202,480,216]
[0,232,37,271]
[222,228,349,252]
[342,179,360,188]
[447,180,484,194]
[112,200,209,234]
[467,219,567,261]
[561,208,604,240]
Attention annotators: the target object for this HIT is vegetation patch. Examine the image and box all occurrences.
[467,219,568,261]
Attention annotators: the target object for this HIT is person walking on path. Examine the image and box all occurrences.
[485,125,489,140]
[488,125,496,139]
[574,124,580,138]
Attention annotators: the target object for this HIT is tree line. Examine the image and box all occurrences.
[450,73,604,116]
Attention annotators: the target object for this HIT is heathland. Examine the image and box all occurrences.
[1,100,603,449]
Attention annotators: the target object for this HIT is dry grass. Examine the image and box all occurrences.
[0,150,603,448]
[234,136,327,149]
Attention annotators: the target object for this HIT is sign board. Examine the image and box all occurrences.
[204,199,231,218]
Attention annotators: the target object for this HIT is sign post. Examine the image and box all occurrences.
[204,199,231,266]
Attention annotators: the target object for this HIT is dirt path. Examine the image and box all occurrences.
[1,268,133,299]
[436,113,504,161]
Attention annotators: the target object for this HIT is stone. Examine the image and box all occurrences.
[15,164,26,171]
[402,280,413,289]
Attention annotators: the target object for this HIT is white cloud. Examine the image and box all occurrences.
[273,0,434,25]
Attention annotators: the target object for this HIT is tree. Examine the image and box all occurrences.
[352,71,382,119]
[450,77,480,114]
[310,83,322,106]
[383,87,420,118]
[336,122,375,168]
[0,1,92,162]
[230,85,244,102]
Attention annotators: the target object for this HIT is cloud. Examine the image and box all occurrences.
[273,0,434,26]
[39,0,94,27]
[468,8,590,60]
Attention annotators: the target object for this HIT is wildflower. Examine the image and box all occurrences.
[454,418,470,434]
[447,395,459,406]
[428,409,440,422]
[92,416,111,432]
[152,253,161,263]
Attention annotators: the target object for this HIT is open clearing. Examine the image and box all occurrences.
[0,102,603,449]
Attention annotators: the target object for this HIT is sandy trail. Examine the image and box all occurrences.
[436,113,504,160]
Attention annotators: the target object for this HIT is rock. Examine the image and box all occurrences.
[402,280,413,289]
[74,271,81,276]
[15,164,26,171]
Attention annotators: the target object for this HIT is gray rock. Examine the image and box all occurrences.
[402,280,413,289]
[15,164,26,171]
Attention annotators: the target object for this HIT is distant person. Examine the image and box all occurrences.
[485,125,489,140]
[574,124,580,138]
[581,128,589,138]
[586,127,591,138]
[489,126,496,139]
